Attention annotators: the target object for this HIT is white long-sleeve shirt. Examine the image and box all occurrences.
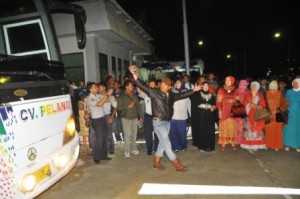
[103,95,117,115]
[172,93,191,120]
[138,91,152,115]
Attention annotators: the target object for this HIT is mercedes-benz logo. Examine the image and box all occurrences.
[27,147,37,161]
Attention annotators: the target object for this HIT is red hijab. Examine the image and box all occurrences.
[224,76,236,92]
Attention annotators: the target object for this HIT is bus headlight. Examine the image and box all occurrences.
[20,174,36,192]
[63,115,76,145]
[54,153,69,169]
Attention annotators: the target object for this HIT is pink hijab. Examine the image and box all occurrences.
[237,80,248,102]
[239,80,248,89]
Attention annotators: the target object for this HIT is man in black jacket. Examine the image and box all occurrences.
[129,66,201,171]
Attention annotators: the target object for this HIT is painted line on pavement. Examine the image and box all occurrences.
[138,183,300,195]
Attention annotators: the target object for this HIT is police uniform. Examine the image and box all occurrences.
[87,93,109,162]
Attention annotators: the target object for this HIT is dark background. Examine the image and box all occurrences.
[116,0,300,79]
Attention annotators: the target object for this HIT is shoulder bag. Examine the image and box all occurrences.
[231,100,247,118]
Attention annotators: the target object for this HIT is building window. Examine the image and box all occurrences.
[111,56,116,76]
[99,53,108,82]
[62,53,84,83]
[123,60,130,82]
[118,58,122,81]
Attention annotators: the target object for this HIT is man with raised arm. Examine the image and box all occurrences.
[128,66,201,172]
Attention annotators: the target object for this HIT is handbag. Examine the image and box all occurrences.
[254,108,271,121]
[231,100,247,118]
[276,108,288,124]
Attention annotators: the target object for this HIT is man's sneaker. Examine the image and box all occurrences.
[131,150,139,155]
[124,152,130,158]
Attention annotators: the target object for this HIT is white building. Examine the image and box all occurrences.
[52,0,153,83]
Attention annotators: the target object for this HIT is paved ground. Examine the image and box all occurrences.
[37,135,300,199]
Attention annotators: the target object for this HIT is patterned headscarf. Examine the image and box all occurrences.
[250,81,260,93]
[292,78,300,91]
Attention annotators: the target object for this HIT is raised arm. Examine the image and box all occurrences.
[173,83,202,101]
[128,65,152,96]
[128,65,139,80]
[95,88,113,107]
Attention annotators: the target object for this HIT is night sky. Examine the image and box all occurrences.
[116,0,300,79]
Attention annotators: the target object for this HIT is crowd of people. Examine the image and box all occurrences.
[69,67,300,172]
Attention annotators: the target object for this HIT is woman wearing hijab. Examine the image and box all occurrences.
[190,81,217,151]
[240,81,267,151]
[216,76,239,151]
[169,79,191,152]
[265,80,287,151]
[283,78,300,152]
[236,80,249,144]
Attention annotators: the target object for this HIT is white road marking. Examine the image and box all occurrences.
[138,183,300,195]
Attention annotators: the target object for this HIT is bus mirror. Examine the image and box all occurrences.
[48,1,86,49]
[74,14,86,49]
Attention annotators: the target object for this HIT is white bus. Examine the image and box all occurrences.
[0,0,86,198]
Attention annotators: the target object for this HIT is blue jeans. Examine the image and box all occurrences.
[153,120,176,161]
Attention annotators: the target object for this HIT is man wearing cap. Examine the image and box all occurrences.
[128,66,201,172]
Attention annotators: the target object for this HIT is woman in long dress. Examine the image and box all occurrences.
[216,76,239,151]
[240,81,267,150]
[236,80,249,144]
[283,78,300,152]
[190,81,217,151]
[265,80,286,151]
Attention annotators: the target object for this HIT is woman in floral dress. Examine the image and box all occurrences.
[240,81,267,151]
[216,76,239,151]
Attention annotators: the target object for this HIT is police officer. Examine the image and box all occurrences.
[87,82,113,164]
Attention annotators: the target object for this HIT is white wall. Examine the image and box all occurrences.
[54,0,152,83]
[84,34,100,82]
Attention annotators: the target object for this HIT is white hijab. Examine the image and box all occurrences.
[250,81,260,93]
[292,78,300,91]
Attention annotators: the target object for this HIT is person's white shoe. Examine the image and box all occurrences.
[131,150,139,155]
[124,153,130,158]
[285,147,290,151]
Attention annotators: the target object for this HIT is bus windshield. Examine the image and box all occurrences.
[0,0,86,85]
[0,0,37,18]
[0,55,65,83]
